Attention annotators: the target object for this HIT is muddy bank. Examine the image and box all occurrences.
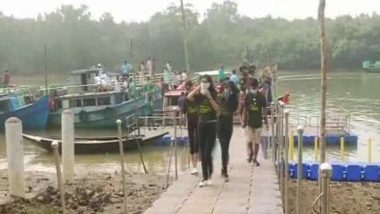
[288,180,380,214]
[0,170,167,214]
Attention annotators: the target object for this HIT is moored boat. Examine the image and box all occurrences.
[362,60,380,73]
[0,90,49,130]
[23,131,168,154]
[47,68,162,128]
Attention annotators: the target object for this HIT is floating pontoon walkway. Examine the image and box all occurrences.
[144,128,283,214]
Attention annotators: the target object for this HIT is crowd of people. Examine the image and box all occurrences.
[181,62,273,187]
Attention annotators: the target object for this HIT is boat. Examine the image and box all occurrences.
[22,131,169,154]
[47,68,162,128]
[362,60,380,73]
[0,89,49,129]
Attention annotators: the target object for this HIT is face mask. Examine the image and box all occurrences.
[200,82,210,91]
[251,89,258,94]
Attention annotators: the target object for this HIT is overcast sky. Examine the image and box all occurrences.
[1,0,379,22]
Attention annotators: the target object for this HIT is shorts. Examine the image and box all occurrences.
[246,127,262,145]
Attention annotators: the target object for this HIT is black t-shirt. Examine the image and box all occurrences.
[194,93,217,122]
[184,98,198,121]
[244,91,266,128]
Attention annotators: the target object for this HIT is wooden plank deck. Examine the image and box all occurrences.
[144,127,283,214]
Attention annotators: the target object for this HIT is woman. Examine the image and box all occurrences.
[187,75,219,187]
[183,80,199,175]
[217,80,239,182]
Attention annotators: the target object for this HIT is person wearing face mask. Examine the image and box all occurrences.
[242,78,268,167]
[187,75,219,187]
[217,80,239,182]
[183,80,199,175]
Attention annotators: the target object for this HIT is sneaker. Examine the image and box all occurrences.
[224,174,230,182]
[199,180,207,187]
[191,168,199,175]
[253,159,260,167]
[206,179,213,186]
[247,155,253,163]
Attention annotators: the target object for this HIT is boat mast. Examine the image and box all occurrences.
[180,0,191,79]
[44,44,48,95]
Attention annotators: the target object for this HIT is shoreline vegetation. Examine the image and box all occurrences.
[1,1,380,74]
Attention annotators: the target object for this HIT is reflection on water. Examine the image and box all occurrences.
[279,72,380,162]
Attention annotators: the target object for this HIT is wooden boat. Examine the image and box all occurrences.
[22,131,168,154]
[362,60,380,73]
[47,68,162,128]
[0,93,49,130]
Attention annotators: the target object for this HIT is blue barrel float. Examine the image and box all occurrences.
[288,162,380,182]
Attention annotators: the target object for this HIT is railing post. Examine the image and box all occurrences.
[296,126,304,214]
[5,117,25,197]
[52,141,66,214]
[278,102,285,202]
[62,109,75,183]
[289,131,294,161]
[320,163,332,214]
[173,110,178,180]
[270,102,275,162]
[117,119,128,214]
[284,110,290,214]
[314,136,319,162]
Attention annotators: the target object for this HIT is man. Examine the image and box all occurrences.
[121,60,132,80]
[230,69,239,86]
[218,65,226,82]
[3,69,10,86]
[242,78,268,166]
[165,61,172,73]
[147,57,153,76]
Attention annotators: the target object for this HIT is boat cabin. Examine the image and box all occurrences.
[52,90,128,112]
[0,94,33,114]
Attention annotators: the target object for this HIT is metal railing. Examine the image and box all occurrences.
[272,101,332,214]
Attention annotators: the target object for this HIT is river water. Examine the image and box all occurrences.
[0,72,378,175]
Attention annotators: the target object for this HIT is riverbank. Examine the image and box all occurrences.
[0,170,167,214]
[288,180,380,213]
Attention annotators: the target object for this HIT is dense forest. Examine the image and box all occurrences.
[0,0,379,74]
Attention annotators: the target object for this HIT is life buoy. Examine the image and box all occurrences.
[79,110,89,122]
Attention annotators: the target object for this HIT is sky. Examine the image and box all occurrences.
[0,0,379,22]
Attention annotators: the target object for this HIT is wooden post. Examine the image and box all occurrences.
[5,117,25,197]
[314,136,319,162]
[52,141,66,214]
[117,119,128,214]
[318,0,328,212]
[180,0,191,78]
[296,126,304,214]
[62,109,75,183]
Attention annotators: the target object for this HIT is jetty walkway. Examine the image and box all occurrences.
[144,127,283,214]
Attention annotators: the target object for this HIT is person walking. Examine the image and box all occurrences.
[242,78,268,166]
[187,75,219,187]
[183,80,199,175]
[217,80,239,182]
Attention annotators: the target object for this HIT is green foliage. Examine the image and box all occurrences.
[0,1,379,74]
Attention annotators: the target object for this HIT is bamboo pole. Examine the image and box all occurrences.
[180,0,191,79]
[44,44,48,95]
[318,0,328,212]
